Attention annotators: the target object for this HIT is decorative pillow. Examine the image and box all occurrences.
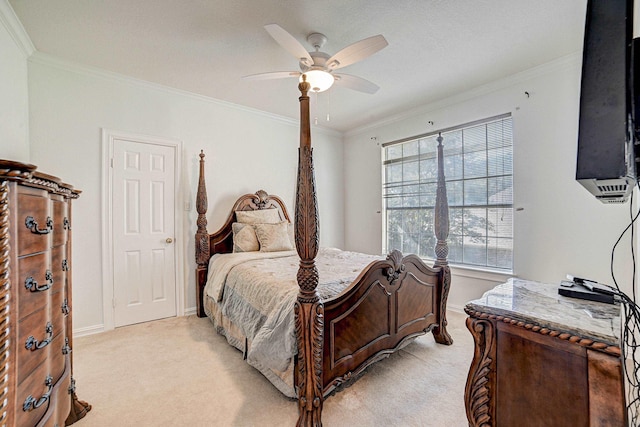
[235,208,281,224]
[254,222,294,252]
[288,223,296,249]
[232,222,259,252]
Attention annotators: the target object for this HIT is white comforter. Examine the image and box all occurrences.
[204,248,380,373]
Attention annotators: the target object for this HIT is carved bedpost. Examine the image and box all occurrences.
[294,75,324,427]
[195,150,210,317]
[432,133,453,345]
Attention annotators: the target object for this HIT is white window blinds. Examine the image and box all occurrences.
[382,114,513,270]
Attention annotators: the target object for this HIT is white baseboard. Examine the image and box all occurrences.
[73,324,105,338]
[73,309,199,338]
[447,304,466,314]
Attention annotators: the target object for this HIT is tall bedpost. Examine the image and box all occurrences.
[432,133,453,345]
[294,75,324,427]
[195,150,210,317]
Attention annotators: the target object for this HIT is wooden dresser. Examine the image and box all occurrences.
[0,160,90,426]
[464,278,625,427]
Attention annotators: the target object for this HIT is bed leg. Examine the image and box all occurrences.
[432,265,453,345]
[294,294,324,427]
[196,266,207,318]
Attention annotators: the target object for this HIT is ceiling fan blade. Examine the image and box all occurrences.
[326,35,388,70]
[243,71,301,80]
[264,24,313,66]
[333,73,380,94]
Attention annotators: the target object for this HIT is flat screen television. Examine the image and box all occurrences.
[576,0,638,203]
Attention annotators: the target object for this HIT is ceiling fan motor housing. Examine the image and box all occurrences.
[300,51,330,72]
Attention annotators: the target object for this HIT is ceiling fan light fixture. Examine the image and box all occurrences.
[301,70,334,92]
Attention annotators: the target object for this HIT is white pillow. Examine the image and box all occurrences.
[235,208,281,224]
[232,222,259,252]
[254,222,294,252]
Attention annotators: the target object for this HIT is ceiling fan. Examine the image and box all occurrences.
[244,24,388,94]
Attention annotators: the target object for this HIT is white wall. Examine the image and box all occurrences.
[344,53,636,310]
[0,0,30,161]
[27,54,344,333]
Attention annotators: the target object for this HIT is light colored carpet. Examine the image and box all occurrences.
[72,310,472,426]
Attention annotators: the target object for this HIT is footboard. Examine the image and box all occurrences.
[321,250,449,396]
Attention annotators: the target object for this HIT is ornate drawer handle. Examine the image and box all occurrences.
[62,337,71,355]
[62,259,69,272]
[22,375,53,412]
[61,298,70,315]
[25,216,53,235]
[25,270,53,292]
[63,217,70,230]
[25,322,53,351]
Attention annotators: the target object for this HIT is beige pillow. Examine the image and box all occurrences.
[235,208,281,224]
[254,222,294,252]
[232,222,259,252]
[288,223,296,249]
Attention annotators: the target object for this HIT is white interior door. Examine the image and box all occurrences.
[112,139,177,327]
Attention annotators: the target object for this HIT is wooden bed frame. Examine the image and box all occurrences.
[195,76,453,426]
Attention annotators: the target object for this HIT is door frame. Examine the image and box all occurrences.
[101,128,185,331]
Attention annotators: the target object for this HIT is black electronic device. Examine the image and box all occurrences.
[559,275,618,304]
[576,0,638,203]
[558,284,616,304]
[566,274,618,295]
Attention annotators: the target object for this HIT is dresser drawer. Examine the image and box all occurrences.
[17,361,53,427]
[49,333,67,385]
[17,191,51,257]
[51,198,68,248]
[39,366,71,427]
[18,253,52,319]
[37,410,56,427]
[51,289,65,337]
[55,371,72,426]
[18,308,53,385]
[51,246,67,297]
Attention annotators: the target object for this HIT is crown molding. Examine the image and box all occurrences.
[28,51,342,139]
[0,0,35,57]
[345,51,581,138]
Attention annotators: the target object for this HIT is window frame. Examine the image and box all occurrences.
[381,113,514,273]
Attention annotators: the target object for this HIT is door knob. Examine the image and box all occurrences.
[166,238,173,243]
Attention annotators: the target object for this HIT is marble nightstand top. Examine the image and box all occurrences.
[465,278,621,347]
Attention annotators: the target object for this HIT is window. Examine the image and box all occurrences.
[382,114,513,271]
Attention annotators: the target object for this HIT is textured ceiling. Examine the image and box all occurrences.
[10,0,587,133]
